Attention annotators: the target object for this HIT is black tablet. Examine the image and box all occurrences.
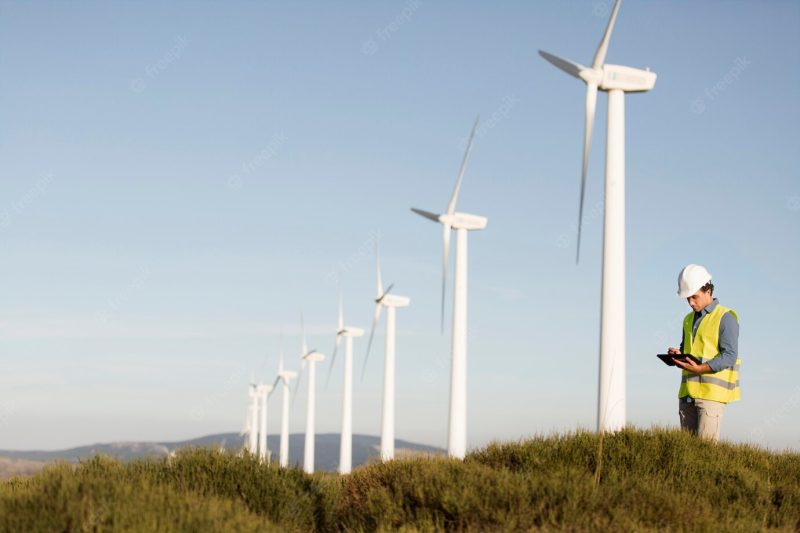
[657,353,701,366]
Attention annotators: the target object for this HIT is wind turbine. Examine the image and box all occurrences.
[246,383,259,454]
[241,387,256,454]
[256,382,274,463]
[363,243,410,462]
[270,336,297,467]
[411,117,485,460]
[327,293,364,474]
[539,0,656,432]
[294,317,325,474]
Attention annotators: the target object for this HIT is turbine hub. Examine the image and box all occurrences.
[441,212,488,231]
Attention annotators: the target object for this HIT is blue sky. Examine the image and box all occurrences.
[1,0,798,452]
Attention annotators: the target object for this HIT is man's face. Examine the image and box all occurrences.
[687,288,713,312]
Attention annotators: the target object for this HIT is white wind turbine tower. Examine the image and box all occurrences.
[326,294,364,474]
[256,382,274,463]
[246,383,259,454]
[294,317,325,474]
[269,337,297,467]
[539,0,656,432]
[363,244,409,462]
[411,117,485,460]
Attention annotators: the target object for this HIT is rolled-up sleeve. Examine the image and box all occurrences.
[707,312,739,372]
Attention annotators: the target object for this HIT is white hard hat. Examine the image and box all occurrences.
[677,264,712,298]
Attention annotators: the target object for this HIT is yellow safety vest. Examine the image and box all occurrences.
[678,304,741,403]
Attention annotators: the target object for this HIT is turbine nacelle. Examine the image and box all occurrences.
[589,64,656,93]
[256,384,274,395]
[278,370,298,382]
[337,326,365,338]
[443,212,488,231]
[379,293,410,308]
[413,209,488,231]
[302,351,325,363]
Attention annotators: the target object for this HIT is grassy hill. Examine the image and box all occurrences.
[1,428,797,531]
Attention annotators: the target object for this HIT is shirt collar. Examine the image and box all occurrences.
[696,298,719,317]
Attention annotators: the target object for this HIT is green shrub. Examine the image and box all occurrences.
[0,456,274,532]
[127,449,328,530]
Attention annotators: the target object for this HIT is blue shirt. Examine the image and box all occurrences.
[679,298,739,372]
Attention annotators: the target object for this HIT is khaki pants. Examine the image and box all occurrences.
[679,396,725,441]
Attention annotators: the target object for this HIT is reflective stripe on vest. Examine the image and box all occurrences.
[678,304,741,403]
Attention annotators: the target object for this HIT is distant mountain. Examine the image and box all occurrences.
[0,433,443,476]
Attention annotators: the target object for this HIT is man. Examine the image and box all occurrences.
[667,264,740,442]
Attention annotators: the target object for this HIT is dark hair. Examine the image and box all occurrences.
[700,282,714,296]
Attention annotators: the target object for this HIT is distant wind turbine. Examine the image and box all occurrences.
[539,0,656,432]
[270,334,297,467]
[363,242,410,462]
[294,316,325,474]
[411,117,486,459]
[242,384,259,455]
[246,383,259,454]
[327,293,364,474]
[256,382,273,463]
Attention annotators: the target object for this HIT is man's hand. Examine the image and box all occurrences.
[674,357,712,374]
[667,347,681,355]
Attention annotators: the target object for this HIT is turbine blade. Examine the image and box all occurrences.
[268,376,280,397]
[592,0,621,69]
[301,313,308,357]
[447,116,480,216]
[441,223,451,333]
[577,82,598,265]
[292,361,305,405]
[326,334,341,388]
[376,240,383,298]
[362,303,382,380]
[378,283,394,302]
[411,207,440,223]
[337,292,344,332]
[538,50,585,79]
